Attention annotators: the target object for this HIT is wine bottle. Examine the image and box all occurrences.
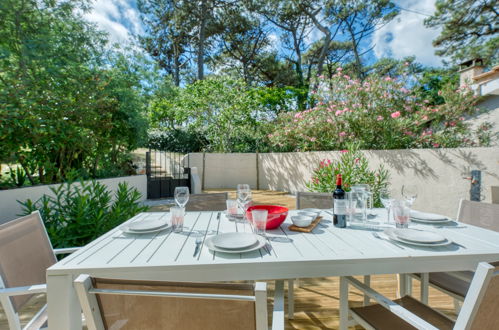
[333,174,346,228]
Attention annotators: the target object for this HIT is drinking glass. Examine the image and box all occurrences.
[251,209,267,236]
[236,184,252,219]
[351,185,368,222]
[174,186,189,208]
[401,184,418,206]
[226,199,238,218]
[379,188,394,224]
[391,200,410,228]
[171,206,185,233]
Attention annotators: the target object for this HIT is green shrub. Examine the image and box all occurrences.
[19,179,149,248]
[306,144,390,207]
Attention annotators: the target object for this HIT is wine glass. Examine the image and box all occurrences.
[174,186,190,208]
[401,184,418,206]
[236,184,252,220]
[379,188,394,224]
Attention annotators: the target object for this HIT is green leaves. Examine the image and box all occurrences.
[306,144,389,207]
[19,179,149,248]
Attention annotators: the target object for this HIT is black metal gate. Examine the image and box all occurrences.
[146,150,190,199]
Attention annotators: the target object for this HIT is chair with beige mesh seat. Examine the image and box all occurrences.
[0,211,80,330]
[286,192,333,319]
[342,262,499,330]
[185,193,229,212]
[74,275,285,330]
[295,192,333,210]
[409,199,499,307]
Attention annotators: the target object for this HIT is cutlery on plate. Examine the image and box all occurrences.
[372,232,405,250]
[193,237,202,257]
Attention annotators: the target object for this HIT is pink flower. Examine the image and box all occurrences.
[404,62,409,66]
[310,137,316,142]
[340,150,348,154]
[391,111,401,119]
[384,76,392,81]
[318,75,325,79]
[294,112,302,119]
[327,118,333,123]
[336,67,343,71]
[377,116,384,121]
[432,143,440,148]
[422,115,428,120]
[335,110,343,116]
[459,116,465,121]
[354,158,360,164]
[339,131,347,137]
[400,87,409,94]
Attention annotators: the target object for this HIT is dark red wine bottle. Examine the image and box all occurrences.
[333,174,346,228]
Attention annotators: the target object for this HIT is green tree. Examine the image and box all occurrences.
[425,0,499,64]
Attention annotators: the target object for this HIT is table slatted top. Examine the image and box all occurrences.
[48,210,499,281]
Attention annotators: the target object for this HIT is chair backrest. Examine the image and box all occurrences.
[456,199,499,232]
[74,275,268,330]
[454,262,499,329]
[186,193,228,211]
[296,192,333,209]
[491,186,499,204]
[0,211,56,312]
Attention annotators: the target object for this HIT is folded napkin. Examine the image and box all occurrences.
[410,210,447,221]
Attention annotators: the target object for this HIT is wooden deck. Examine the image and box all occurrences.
[1,190,458,329]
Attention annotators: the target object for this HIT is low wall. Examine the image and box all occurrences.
[189,148,499,217]
[0,175,147,224]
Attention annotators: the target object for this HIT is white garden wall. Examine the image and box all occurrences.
[0,175,147,224]
[189,148,499,217]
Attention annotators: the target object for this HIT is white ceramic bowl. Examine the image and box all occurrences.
[302,208,321,215]
[291,215,314,227]
[298,211,317,219]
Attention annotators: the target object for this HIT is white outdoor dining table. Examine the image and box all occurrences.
[47,209,499,330]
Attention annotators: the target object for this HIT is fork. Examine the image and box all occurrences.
[372,232,405,250]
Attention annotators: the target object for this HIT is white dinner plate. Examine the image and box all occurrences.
[393,228,447,243]
[384,228,452,247]
[410,217,452,224]
[120,223,169,234]
[128,219,168,232]
[410,210,447,221]
[211,232,258,250]
[205,235,267,254]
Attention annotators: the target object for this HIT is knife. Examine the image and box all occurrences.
[193,237,202,257]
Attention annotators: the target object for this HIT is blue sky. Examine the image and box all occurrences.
[84,0,445,67]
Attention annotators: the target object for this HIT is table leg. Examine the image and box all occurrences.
[47,274,82,330]
[339,276,348,330]
[420,273,429,304]
[363,275,370,306]
[398,273,408,297]
[287,279,294,319]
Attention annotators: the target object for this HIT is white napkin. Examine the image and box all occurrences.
[410,210,447,221]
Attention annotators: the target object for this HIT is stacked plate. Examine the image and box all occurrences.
[410,210,451,224]
[120,219,169,234]
[384,228,452,247]
[205,232,266,253]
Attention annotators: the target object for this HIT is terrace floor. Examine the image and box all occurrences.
[1,190,458,329]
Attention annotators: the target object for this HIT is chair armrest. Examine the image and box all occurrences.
[54,247,81,255]
[272,280,285,330]
[346,276,439,330]
[0,284,46,297]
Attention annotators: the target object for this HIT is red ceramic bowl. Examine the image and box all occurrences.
[246,205,289,230]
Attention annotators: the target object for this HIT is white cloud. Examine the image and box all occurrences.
[84,0,143,45]
[373,0,444,67]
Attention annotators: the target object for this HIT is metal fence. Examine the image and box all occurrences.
[146,150,190,199]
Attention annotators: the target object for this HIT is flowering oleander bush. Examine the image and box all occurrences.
[267,67,490,151]
[307,144,389,207]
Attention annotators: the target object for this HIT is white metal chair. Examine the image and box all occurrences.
[0,211,80,330]
[342,262,499,329]
[284,192,334,319]
[74,275,285,330]
[185,193,229,212]
[408,199,499,306]
[295,191,333,210]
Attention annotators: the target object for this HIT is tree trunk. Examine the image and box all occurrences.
[197,0,207,80]
[346,23,364,79]
[173,43,181,86]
